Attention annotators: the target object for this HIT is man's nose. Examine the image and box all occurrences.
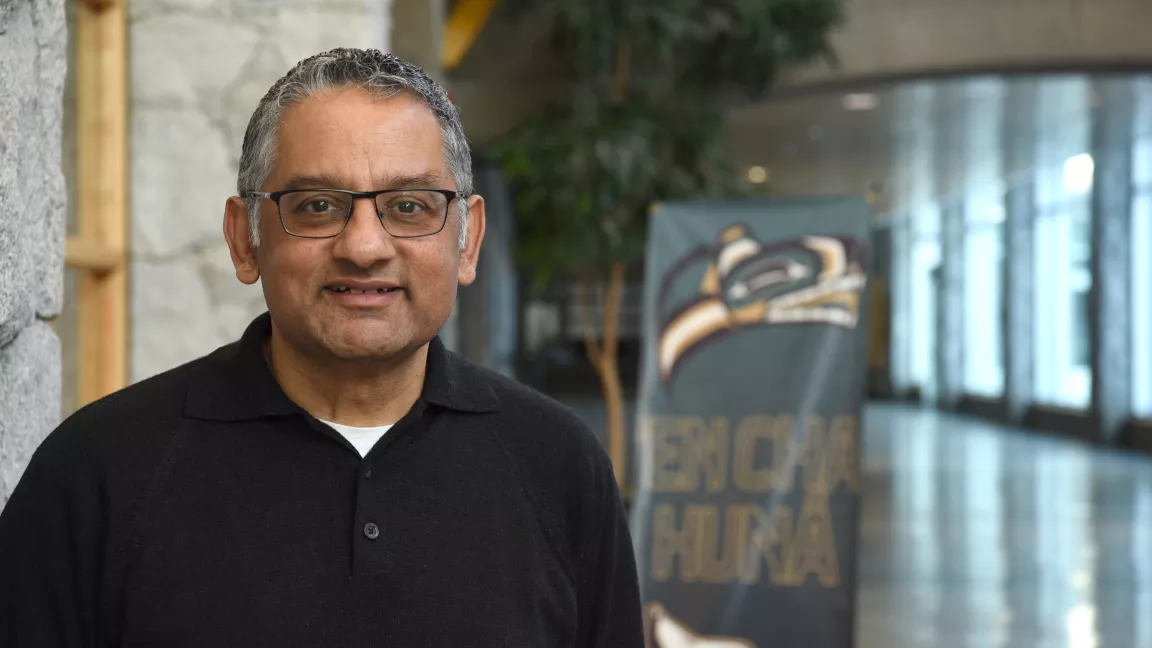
[332,198,396,268]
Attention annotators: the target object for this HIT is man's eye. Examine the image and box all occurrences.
[394,201,423,214]
[304,200,333,213]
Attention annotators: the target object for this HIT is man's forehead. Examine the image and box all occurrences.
[268,90,450,189]
[274,91,441,157]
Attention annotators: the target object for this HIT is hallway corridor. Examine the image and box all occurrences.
[857,405,1152,648]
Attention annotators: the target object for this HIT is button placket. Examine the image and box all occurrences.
[349,407,433,575]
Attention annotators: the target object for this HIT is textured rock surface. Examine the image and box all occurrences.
[0,0,66,505]
[0,323,62,503]
[130,0,392,381]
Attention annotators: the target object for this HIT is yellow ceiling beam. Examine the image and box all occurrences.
[442,0,498,71]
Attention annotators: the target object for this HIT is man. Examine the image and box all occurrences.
[0,48,644,647]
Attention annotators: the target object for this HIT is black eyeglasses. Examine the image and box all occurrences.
[245,188,462,239]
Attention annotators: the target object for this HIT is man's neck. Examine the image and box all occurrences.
[265,330,427,428]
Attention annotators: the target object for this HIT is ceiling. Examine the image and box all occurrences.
[447,12,1147,218]
[728,74,1118,213]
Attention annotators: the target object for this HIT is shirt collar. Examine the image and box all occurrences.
[184,312,500,421]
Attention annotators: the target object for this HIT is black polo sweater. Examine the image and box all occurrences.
[0,314,644,647]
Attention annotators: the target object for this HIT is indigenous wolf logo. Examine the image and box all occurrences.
[656,223,866,383]
[643,602,756,648]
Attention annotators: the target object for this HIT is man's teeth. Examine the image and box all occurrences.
[329,287,396,294]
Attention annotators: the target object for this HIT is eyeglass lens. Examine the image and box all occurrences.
[278,190,449,238]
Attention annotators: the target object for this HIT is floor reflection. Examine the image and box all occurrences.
[857,404,1152,648]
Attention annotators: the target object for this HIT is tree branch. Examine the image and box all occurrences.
[615,40,630,100]
[579,282,604,367]
[602,262,625,362]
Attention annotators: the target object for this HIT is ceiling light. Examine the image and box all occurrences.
[841,93,879,111]
[747,165,769,184]
[1063,153,1094,195]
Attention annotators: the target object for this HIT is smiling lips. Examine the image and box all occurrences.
[327,286,400,294]
[324,281,403,307]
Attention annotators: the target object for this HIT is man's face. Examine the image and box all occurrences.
[227,88,483,362]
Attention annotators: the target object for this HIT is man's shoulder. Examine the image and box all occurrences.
[458,361,623,562]
[35,343,238,469]
[454,359,615,496]
[71,343,235,425]
[469,363,601,450]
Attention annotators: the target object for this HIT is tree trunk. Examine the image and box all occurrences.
[580,262,628,488]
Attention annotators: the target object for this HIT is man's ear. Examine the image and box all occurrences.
[457,194,486,287]
[224,196,261,285]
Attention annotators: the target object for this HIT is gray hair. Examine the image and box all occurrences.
[237,48,472,248]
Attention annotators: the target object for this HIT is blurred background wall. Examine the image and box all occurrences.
[0,0,66,503]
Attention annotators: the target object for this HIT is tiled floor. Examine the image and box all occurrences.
[858,404,1152,648]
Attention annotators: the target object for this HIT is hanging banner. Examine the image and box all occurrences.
[631,197,870,648]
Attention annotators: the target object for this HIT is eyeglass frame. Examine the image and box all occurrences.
[244,187,464,239]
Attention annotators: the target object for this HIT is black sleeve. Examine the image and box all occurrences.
[0,435,103,648]
[575,458,645,648]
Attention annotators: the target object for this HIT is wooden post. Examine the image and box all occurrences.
[73,0,128,405]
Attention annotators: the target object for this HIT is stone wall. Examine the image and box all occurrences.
[129,0,391,381]
[0,0,67,503]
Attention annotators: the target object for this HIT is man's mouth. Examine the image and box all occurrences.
[326,286,402,294]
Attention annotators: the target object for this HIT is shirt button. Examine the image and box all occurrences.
[363,522,380,540]
[363,469,372,480]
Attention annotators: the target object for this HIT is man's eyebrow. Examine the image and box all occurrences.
[380,172,444,189]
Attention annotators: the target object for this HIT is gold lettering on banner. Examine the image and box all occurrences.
[652,417,729,493]
[652,418,692,492]
[695,417,729,494]
[649,503,742,583]
[781,493,840,587]
[652,504,702,582]
[644,411,856,589]
[826,415,860,493]
[799,415,830,494]
[736,503,794,586]
[733,415,796,493]
[653,503,803,585]
[697,503,743,583]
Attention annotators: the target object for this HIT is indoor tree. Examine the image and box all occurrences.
[495,0,844,488]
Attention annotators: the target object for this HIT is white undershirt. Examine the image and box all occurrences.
[317,419,393,457]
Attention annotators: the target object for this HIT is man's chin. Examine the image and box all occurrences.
[321,327,416,362]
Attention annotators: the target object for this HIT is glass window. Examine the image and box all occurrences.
[1133,136,1152,190]
[1132,189,1152,418]
[1129,84,1152,418]
[958,79,1006,399]
[1031,78,1092,409]
[910,204,941,400]
[890,214,913,392]
[962,192,1005,397]
[1032,157,1092,409]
